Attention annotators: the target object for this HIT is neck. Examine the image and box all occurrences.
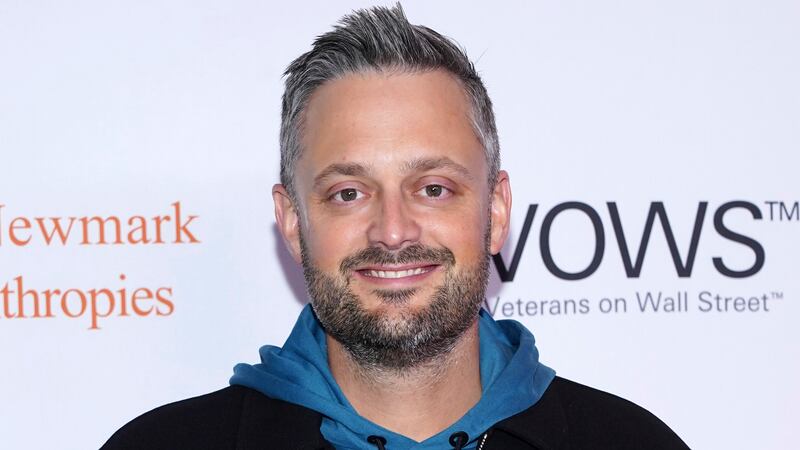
[327,321,482,442]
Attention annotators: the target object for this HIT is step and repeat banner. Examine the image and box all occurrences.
[1,1,797,449]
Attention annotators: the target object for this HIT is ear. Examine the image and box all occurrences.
[272,184,303,264]
[489,170,512,255]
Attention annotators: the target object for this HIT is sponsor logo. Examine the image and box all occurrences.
[488,200,796,318]
[0,202,197,329]
[492,200,799,281]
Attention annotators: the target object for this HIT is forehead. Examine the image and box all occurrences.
[296,69,485,184]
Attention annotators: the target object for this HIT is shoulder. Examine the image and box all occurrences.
[495,376,690,449]
[101,385,326,450]
[551,377,687,443]
[101,386,252,449]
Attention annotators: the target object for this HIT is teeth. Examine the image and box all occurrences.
[366,267,428,279]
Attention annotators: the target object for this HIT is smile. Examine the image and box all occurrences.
[363,267,433,279]
[356,264,439,281]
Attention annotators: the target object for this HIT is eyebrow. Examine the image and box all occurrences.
[313,162,371,188]
[401,157,474,180]
[312,156,475,188]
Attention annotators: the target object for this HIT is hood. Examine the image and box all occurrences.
[230,305,555,450]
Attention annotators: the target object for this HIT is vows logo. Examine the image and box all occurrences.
[493,201,766,281]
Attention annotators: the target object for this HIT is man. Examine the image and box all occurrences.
[104,5,688,449]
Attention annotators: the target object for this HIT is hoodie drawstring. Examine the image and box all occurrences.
[449,431,469,450]
[367,435,387,450]
[367,431,468,450]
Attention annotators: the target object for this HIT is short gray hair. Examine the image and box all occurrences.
[279,4,500,197]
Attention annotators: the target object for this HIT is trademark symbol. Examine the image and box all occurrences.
[771,291,784,300]
[764,201,800,221]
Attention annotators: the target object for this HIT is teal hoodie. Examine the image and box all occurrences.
[231,305,555,450]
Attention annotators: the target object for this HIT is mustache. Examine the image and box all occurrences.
[339,244,455,273]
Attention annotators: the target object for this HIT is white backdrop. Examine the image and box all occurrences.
[1,1,798,449]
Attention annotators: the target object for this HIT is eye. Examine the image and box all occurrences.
[419,184,452,198]
[330,187,364,203]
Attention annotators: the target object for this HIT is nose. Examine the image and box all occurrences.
[366,190,422,250]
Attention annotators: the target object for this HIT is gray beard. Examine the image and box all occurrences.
[300,238,489,372]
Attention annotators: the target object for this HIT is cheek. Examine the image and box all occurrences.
[422,208,488,261]
[304,214,369,271]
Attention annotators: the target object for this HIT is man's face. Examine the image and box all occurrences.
[274,70,511,369]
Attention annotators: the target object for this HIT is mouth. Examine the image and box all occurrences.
[354,264,440,283]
